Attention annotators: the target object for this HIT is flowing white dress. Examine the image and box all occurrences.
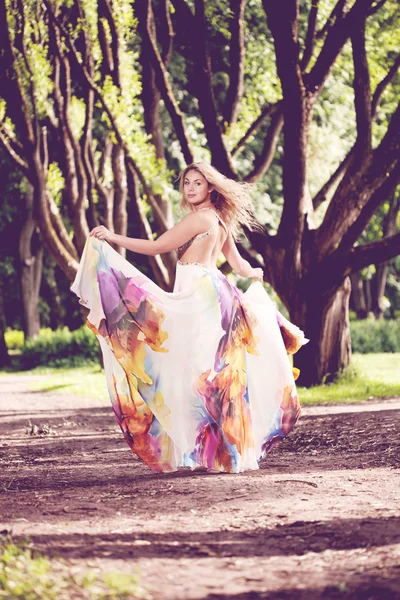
[71,219,307,473]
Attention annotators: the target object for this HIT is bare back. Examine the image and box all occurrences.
[177,209,228,268]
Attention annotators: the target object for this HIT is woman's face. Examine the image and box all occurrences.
[183,170,211,206]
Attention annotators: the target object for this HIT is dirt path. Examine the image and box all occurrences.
[1,374,400,599]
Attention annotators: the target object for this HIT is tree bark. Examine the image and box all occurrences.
[223,0,246,128]
[371,193,400,319]
[19,185,43,339]
[349,272,368,319]
[294,278,352,386]
[0,275,10,367]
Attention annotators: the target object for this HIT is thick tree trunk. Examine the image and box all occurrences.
[349,271,368,319]
[0,275,9,367]
[42,263,64,329]
[371,263,388,320]
[293,278,352,386]
[19,186,43,340]
[371,193,400,319]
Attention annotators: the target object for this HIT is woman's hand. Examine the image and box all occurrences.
[89,226,113,242]
[251,267,264,281]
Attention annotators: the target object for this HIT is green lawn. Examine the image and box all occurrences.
[27,364,109,401]
[2,353,400,405]
[298,353,400,405]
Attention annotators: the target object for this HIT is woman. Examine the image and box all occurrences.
[71,162,307,473]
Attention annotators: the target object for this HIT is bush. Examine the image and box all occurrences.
[4,329,24,350]
[21,326,100,368]
[351,318,400,353]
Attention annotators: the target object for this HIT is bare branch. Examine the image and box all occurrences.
[191,0,237,177]
[315,0,349,41]
[157,0,174,66]
[372,54,400,115]
[136,0,194,164]
[231,102,281,157]
[314,102,400,260]
[0,0,35,143]
[368,0,387,16]
[351,22,372,164]
[0,129,29,173]
[44,0,169,233]
[98,0,121,87]
[348,231,400,273]
[312,150,353,209]
[300,1,319,71]
[223,0,246,128]
[306,0,375,95]
[244,112,284,183]
[125,161,172,289]
[335,160,400,256]
[262,0,308,272]
[313,53,399,211]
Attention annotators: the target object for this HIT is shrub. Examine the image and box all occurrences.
[350,318,400,353]
[21,326,100,368]
[4,329,24,350]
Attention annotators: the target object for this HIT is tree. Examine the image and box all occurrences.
[0,0,399,384]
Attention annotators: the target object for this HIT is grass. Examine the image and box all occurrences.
[0,535,147,600]
[27,364,109,401]
[298,353,400,405]
[1,353,399,406]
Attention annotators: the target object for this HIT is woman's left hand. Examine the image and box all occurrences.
[251,267,264,281]
[90,226,113,242]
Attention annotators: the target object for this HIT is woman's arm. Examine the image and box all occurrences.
[222,234,263,280]
[90,212,211,256]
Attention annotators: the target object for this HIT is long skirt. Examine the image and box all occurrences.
[71,237,308,473]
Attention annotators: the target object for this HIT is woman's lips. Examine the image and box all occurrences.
[188,194,196,198]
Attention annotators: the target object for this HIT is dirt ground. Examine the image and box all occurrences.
[1,374,400,600]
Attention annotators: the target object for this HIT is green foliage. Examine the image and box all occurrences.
[21,326,99,368]
[46,162,65,207]
[350,318,400,353]
[4,329,24,350]
[0,534,145,600]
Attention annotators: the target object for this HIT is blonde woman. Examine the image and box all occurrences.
[72,162,307,473]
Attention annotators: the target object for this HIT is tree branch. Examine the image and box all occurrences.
[368,0,387,16]
[157,0,174,66]
[223,0,246,128]
[136,0,194,165]
[98,0,121,87]
[334,160,400,256]
[0,0,35,144]
[312,54,399,211]
[191,0,237,177]
[243,112,284,183]
[315,0,349,41]
[263,0,308,272]
[371,53,400,115]
[312,149,353,209]
[231,102,281,156]
[306,0,375,95]
[348,231,400,274]
[314,102,400,260]
[351,22,372,164]
[44,0,169,234]
[0,129,29,173]
[300,1,319,71]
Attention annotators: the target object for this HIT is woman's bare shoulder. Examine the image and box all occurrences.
[179,209,218,229]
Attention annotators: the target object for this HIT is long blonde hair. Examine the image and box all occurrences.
[178,162,260,239]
